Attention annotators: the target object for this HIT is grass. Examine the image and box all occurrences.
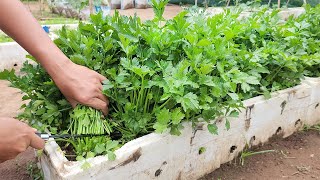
[0,34,13,43]
[240,149,276,166]
[303,124,320,131]
[27,161,43,180]
[39,18,79,25]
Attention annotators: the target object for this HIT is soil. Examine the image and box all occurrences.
[0,148,36,180]
[1,2,320,180]
[0,80,35,180]
[201,130,320,180]
[24,1,61,20]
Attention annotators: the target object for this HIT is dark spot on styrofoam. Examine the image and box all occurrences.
[295,119,302,127]
[176,171,182,180]
[216,117,223,123]
[315,103,319,109]
[108,148,142,170]
[13,63,17,66]
[196,123,204,130]
[162,161,167,165]
[245,104,254,131]
[276,127,282,134]
[248,104,255,109]
[245,118,251,131]
[280,101,287,115]
[249,136,256,145]
[190,124,203,145]
[155,169,162,177]
[230,145,237,153]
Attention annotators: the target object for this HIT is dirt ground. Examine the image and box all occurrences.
[202,130,320,180]
[0,80,35,180]
[24,1,62,20]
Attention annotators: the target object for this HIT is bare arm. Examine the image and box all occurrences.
[0,0,109,114]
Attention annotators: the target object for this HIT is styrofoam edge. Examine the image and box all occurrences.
[0,32,61,71]
[41,125,171,178]
[0,42,28,71]
[38,77,320,179]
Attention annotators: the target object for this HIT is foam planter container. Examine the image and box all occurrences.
[0,42,28,71]
[39,78,320,180]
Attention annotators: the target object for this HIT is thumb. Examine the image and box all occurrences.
[29,132,45,150]
[67,98,78,108]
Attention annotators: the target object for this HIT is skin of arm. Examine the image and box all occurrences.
[0,0,109,162]
[0,117,44,163]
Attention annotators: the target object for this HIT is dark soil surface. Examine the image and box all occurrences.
[0,148,36,180]
[201,130,320,180]
[0,80,34,180]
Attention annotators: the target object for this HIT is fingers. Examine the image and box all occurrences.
[96,92,109,104]
[68,98,78,108]
[29,132,45,150]
[97,73,107,82]
[86,98,109,115]
[97,84,103,91]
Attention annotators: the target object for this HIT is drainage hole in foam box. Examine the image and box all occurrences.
[230,146,237,153]
[155,169,162,177]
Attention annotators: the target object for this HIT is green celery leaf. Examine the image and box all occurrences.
[171,108,185,125]
[156,108,171,125]
[229,110,239,118]
[207,124,218,135]
[107,151,116,161]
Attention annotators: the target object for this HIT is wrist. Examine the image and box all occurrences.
[47,58,73,81]
[36,50,73,80]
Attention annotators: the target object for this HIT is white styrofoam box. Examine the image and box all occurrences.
[184,84,312,179]
[0,42,28,71]
[302,77,320,125]
[0,25,72,71]
[41,126,194,180]
[278,7,306,20]
[38,78,320,180]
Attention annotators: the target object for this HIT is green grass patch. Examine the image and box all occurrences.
[0,34,13,43]
[39,18,79,25]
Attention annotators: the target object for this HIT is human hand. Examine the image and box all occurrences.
[0,117,45,163]
[51,61,109,115]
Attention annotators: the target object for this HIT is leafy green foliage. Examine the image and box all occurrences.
[68,105,117,159]
[1,3,320,160]
[0,33,13,43]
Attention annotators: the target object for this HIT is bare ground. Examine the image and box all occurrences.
[202,130,320,180]
[0,80,34,180]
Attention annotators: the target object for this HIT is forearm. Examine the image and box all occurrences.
[0,0,70,76]
[0,0,109,113]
